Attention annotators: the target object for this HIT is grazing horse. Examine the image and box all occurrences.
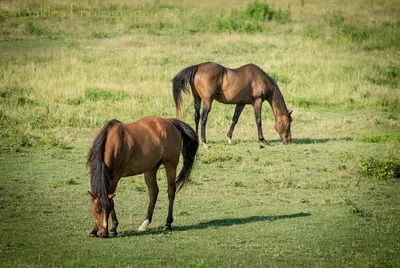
[87,117,199,238]
[172,62,292,148]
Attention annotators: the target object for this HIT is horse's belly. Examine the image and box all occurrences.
[121,149,163,177]
[214,93,252,105]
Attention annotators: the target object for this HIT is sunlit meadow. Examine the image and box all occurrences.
[0,0,399,267]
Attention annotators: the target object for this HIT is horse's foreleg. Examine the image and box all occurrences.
[227,104,245,144]
[139,169,159,231]
[201,100,212,148]
[109,208,118,237]
[164,165,177,231]
[89,224,98,237]
[194,97,201,135]
[109,177,120,237]
[253,99,270,146]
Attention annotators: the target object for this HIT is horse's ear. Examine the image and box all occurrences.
[89,191,97,200]
[107,194,115,200]
[288,110,292,115]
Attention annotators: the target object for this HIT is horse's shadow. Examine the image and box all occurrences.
[292,137,353,144]
[119,212,311,237]
[220,137,352,146]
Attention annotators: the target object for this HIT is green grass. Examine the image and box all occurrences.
[0,0,400,267]
[1,140,399,267]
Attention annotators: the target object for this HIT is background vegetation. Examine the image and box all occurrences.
[0,0,399,267]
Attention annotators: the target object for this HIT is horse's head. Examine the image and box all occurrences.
[89,191,115,238]
[274,111,292,144]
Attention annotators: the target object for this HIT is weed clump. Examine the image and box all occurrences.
[25,21,48,37]
[358,133,400,143]
[85,87,128,102]
[360,156,400,180]
[365,65,400,89]
[213,1,291,33]
[233,181,246,187]
[91,32,112,39]
[200,152,242,164]
[345,199,363,214]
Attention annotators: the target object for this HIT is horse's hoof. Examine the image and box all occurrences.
[259,145,264,149]
[227,137,232,145]
[202,143,210,149]
[109,231,118,238]
[138,219,150,232]
[162,225,172,232]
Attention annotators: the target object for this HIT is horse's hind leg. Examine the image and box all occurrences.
[253,99,270,146]
[139,169,159,231]
[227,104,245,144]
[194,97,201,135]
[163,164,177,231]
[201,99,213,148]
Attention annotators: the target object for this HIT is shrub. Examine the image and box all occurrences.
[243,1,274,21]
[213,1,291,33]
[360,156,400,180]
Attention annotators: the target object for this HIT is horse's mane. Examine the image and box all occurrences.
[259,66,292,120]
[259,67,279,91]
[88,119,120,213]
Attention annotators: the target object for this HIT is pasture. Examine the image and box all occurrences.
[0,0,399,267]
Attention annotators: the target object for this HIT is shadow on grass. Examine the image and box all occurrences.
[292,137,353,144]
[119,212,311,237]
[221,137,353,146]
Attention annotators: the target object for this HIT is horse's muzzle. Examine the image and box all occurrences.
[97,231,109,238]
[282,138,292,145]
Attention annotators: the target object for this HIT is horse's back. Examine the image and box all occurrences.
[194,62,266,103]
[125,116,182,162]
[104,117,182,177]
[196,62,226,82]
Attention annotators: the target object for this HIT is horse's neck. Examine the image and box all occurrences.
[267,89,287,120]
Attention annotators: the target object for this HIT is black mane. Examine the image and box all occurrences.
[87,119,120,213]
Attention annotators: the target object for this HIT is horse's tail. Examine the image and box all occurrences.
[172,64,199,117]
[168,118,199,191]
[87,119,120,213]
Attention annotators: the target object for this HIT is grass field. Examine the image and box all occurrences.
[1,0,400,267]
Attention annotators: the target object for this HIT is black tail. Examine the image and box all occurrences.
[172,64,199,117]
[168,118,199,191]
[87,119,120,213]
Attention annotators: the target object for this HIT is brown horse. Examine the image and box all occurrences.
[87,117,198,238]
[172,62,292,148]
